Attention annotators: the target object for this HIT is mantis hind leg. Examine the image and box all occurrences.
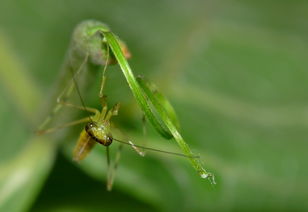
[36,116,91,135]
[37,54,89,131]
[36,100,99,135]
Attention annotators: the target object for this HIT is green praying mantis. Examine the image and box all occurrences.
[37,20,215,190]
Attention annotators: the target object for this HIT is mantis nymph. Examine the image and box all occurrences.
[38,71,198,190]
[37,20,215,189]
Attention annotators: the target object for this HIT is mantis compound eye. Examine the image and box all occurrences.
[105,134,113,146]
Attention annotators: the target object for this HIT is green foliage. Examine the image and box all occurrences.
[0,34,56,212]
[103,29,213,179]
[0,0,308,211]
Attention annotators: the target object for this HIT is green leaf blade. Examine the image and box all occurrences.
[103,31,173,139]
[103,30,214,181]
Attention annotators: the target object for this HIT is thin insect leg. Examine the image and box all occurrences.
[106,146,112,191]
[98,44,110,121]
[113,138,199,158]
[98,95,108,121]
[99,43,110,98]
[106,146,111,167]
[38,102,98,134]
[36,117,91,135]
[38,54,89,131]
[38,104,63,131]
[58,101,99,114]
[128,140,145,157]
[106,144,123,191]
[99,76,106,99]
[57,53,89,104]
[104,103,120,121]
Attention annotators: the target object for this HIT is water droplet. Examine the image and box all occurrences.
[201,172,216,185]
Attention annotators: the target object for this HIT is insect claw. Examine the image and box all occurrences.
[112,103,120,116]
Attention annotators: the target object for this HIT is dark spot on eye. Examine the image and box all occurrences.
[85,122,95,133]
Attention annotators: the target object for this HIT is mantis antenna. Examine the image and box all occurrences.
[113,138,200,159]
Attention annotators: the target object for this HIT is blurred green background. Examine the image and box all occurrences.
[0,0,307,211]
